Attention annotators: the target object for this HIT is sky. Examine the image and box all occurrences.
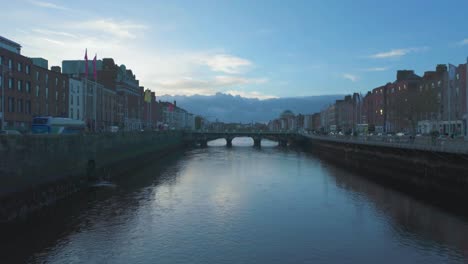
[2,0,468,99]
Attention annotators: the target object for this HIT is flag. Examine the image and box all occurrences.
[448,64,457,81]
[84,49,88,77]
[92,54,97,80]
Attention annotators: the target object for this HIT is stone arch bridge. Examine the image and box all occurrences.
[185,131,297,147]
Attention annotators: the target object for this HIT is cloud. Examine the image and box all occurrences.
[39,37,65,46]
[361,67,389,72]
[369,47,428,59]
[30,0,68,10]
[74,19,148,40]
[457,39,468,46]
[11,12,266,98]
[343,73,359,82]
[32,28,78,39]
[225,90,278,100]
[202,54,252,74]
[154,75,268,91]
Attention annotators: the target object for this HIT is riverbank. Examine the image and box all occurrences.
[0,131,187,222]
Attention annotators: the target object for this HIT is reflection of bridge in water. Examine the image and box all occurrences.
[185,131,297,147]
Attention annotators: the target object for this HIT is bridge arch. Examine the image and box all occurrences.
[190,131,292,148]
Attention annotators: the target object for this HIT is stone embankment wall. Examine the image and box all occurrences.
[0,131,185,222]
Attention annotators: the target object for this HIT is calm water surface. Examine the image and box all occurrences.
[2,138,468,264]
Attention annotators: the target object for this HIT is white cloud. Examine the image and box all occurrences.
[202,54,252,74]
[361,67,389,72]
[74,19,148,40]
[225,90,278,100]
[369,47,428,59]
[11,14,267,98]
[32,28,78,39]
[39,37,65,46]
[457,39,468,46]
[30,0,68,10]
[153,75,268,92]
[343,73,359,82]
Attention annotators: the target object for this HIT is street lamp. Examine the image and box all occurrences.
[0,63,11,131]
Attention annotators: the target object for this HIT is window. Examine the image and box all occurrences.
[77,110,79,120]
[45,73,48,84]
[55,77,58,86]
[456,73,459,80]
[63,80,65,89]
[18,99,23,113]
[404,84,407,89]
[8,59,12,69]
[55,91,58,101]
[25,65,30,75]
[26,82,31,93]
[0,56,2,65]
[8,97,14,112]
[70,108,74,119]
[36,85,40,97]
[25,100,31,114]
[398,86,401,91]
[17,80,22,92]
[36,71,40,81]
[8,78,13,89]
[70,95,74,105]
[391,88,395,93]
[432,83,435,88]
[17,63,22,72]
[77,95,79,106]
[45,87,49,99]
[0,74,2,88]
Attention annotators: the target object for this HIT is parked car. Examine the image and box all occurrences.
[396,132,405,137]
[0,130,22,135]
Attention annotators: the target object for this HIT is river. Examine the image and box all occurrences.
[1,138,468,264]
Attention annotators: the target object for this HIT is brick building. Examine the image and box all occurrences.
[1,36,68,131]
[363,85,386,133]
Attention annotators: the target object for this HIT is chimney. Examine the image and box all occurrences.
[51,66,61,73]
[173,100,177,107]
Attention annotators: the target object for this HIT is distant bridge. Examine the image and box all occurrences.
[185,131,297,147]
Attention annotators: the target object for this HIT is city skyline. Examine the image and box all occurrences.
[2,0,468,99]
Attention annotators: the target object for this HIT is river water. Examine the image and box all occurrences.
[2,138,468,264]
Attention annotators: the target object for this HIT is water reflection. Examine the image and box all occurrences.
[0,144,467,264]
[326,164,468,260]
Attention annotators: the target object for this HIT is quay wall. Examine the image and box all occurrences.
[0,131,185,222]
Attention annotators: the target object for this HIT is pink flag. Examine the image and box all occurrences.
[93,54,97,80]
[84,49,88,77]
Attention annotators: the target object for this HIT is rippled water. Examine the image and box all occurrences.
[2,138,468,264]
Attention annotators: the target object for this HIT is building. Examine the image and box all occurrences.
[363,85,386,133]
[1,36,68,131]
[335,96,354,133]
[385,70,422,133]
[63,58,120,131]
[69,78,84,121]
[0,37,33,130]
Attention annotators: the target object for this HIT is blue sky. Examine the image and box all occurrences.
[2,0,468,99]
